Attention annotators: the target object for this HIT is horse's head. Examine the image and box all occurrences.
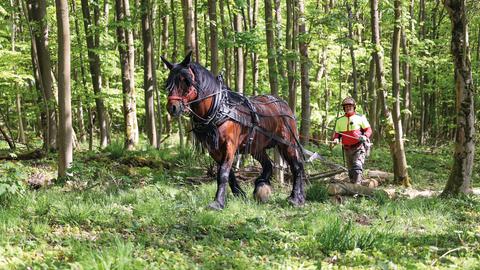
[161,51,198,117]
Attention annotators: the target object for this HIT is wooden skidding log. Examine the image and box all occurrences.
[327,182,389,197]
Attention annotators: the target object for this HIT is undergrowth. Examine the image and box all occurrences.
[0,139,479,269]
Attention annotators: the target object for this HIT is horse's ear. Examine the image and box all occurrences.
[160,56,174,70]
[180,51,193,66]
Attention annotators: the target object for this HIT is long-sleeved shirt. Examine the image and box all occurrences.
[333,112,372,148]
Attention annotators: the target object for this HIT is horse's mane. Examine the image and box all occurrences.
[189,63,222,96]
[165,62,222,97]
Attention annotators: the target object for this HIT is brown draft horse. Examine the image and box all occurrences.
[161,52,306,210]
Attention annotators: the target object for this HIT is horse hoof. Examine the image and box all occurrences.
[208,201,224,210]
[254,183,272,203]
[288,196,305,207]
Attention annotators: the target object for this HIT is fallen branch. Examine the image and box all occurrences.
[0,149,45,160]
[327,182,389,197]
[309,169,346,181]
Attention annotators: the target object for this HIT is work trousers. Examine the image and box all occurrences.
[344,143,366,184]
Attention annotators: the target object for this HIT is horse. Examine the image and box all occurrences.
[161,52,306,210]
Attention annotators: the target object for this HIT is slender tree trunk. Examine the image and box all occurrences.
[220,0,230,86]
[391,0,410,186]
[56,0,72,177]
[182,0,195,55]
[418,0,426,144]
[28,0,57,151]
[298,0,310,145]
[233,8,244,93]
[208,0,219,75]
[142,0,157,147]
[116,0,139,150]
[286,0,297,113]
[16,94,26,144]
[442,0,475,196]
[250,0,259,95]
[400,15,412,136]
[171,0,177,62]
[274,0,286,98]
[371,0,399,184]
[367,58,377,141]
[80,0,108,148]
[264,0,278,96]
[346,1,358,100]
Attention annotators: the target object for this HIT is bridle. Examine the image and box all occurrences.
[167,66,225,124]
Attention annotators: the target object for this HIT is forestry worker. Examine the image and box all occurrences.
[331,97,372,184]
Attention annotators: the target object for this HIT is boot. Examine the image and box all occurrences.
[350,172,362,185]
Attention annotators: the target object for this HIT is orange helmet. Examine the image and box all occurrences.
[342,97,356,107]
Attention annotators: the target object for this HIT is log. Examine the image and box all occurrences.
[366,170,393,180]
[327,182,388,197]
[0,149,45,160]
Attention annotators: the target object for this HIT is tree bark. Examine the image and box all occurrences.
[233,7,244,93]
[274,0,286,98]
[28,0,57,151]
[208,0,219,75]
[56,0,73,177]
[346,1,358,100]
[442,0,475,196]
[391,0,410,186]
[142,0,157,148]
[182,0,195,55]
[249,0,259,95]
[219,0,230,86]
[298,0,310,145]
[80,0,108,149]
[264,0,278,96]
[116,0,139,150]
[286,0,297,113]
[16,93,26,144]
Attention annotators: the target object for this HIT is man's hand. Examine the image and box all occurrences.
[358,135,367,143]
[331,138,340,145]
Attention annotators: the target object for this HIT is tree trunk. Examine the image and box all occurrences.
[142,0,157,148]
[367,58,377,140]
[56,0,73,177]
[286,0,297,113]
[274,0,286,98]
[182,0,195,55]
[16,93,26,144]
[208,0,219,76]
[28,0,57,151]
[171,0,177,62]
[80,0,108,149]
[233,8,244,93]
[371,0,399,184]
[116,0,139,150]
[264,0,278,96]
[298,0,310,145]
[346,1,358,100]
[219,0,230,86]
[442,0,475,196]
[391,0,410,186]
[400,22,412,136]
[250,0,259,95]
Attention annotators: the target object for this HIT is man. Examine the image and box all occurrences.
[332,97,372,184]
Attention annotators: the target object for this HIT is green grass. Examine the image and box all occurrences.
[0,140,479,269]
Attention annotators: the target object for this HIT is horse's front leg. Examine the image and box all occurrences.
[209,144,236,210]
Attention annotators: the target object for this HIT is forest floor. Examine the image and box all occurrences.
[0,138,479,269]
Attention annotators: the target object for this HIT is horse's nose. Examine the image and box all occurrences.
[168,102,181,117]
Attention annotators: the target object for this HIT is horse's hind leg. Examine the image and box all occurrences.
[252,151,273,202]
[229,170,246,198]
[278,144,305,206]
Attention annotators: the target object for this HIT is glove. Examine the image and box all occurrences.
[332,138,340,145]
[358,135,367,143]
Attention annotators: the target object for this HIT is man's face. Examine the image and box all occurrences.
[343,104,355,113]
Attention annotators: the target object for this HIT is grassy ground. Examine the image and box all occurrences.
[0,138,479,269]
